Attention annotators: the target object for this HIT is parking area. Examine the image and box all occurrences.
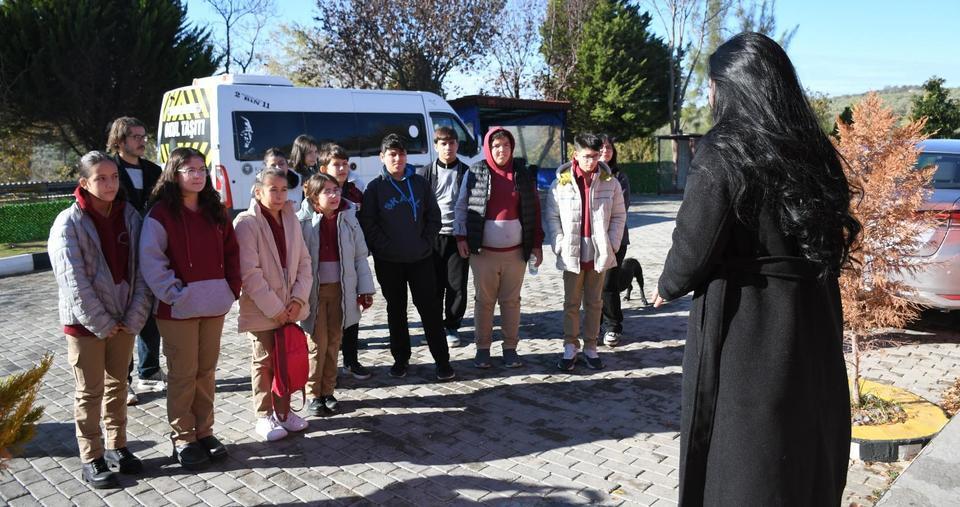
[0,196,957,506]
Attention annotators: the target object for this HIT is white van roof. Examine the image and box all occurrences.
[192,74,294,87]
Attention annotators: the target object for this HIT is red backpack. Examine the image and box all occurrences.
[272,323,309,420]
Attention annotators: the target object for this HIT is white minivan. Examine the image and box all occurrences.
[156,74,480,212]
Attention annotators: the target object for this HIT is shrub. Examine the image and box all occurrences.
[0,354,52,468]
[0,199,72,243]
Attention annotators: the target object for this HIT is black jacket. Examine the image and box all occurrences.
[658,140,849,506]
[113,154,161,213]
[358,165,441,263]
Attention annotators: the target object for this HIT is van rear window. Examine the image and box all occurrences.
[233,111,427,161]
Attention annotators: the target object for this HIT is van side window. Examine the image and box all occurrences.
[304,112,358,152]
[431,113,479,156]
[354,113,427,156]
[233,111,305,161]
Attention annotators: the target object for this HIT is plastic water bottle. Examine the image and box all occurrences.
[528,257,538,275]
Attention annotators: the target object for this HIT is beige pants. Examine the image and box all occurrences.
[563,269,607,348]
[309,283,343,398]
[158,316,225,446]
[470,249,526,350]
[250,329,292,418]
[66,332,135,462]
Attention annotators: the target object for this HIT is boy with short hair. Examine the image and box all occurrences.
[545,133,626,371]
[358,134,455,381]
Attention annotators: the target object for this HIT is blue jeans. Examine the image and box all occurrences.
[127,314,162,380]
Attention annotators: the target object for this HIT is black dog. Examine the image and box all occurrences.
[615,258,649,305]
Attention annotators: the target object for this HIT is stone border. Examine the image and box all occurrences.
[0,252,50,277]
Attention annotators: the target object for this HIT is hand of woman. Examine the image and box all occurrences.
[357,294,373,310]
[271,310,287,323]
[653,291,667,308]
[456,239,470,259]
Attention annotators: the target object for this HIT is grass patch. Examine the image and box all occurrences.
[852,393,908,426]
[0,241,47,259]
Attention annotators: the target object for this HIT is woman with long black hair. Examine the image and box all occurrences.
[654,32,860,505]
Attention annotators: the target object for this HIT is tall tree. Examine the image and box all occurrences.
[489,0,545,99]
[734,0,797,46]
[835,93,939,405]
[568,0,670,139]
[202,0,276,74]
[910,76,960,139]
[0,0,218,155]
[299,0,504,95]
[538,0,597,100]
[643,0,730,134]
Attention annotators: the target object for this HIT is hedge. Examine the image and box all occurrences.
[0,199,73,243]
[620,162,671,194]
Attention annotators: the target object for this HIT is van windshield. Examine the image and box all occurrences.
[232,111,427,161]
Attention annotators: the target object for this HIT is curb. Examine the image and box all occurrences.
[0,252,50,278]
[849,378,949,463]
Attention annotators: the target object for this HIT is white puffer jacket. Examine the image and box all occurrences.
[298,199,375,331]
[48,201,152,338]
[545,161,627,273]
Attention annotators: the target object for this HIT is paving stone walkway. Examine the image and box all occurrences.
[0,196,956,506]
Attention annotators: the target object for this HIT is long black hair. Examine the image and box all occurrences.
[147,147,227,226]
[707,32,860,277]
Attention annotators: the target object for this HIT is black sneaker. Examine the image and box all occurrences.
[389,362,408,378]
[323,395,339,413]
[104,447,142,474]
[344,363,372,380]
[581,354,604,370]
[171,441,210,471]
[81,457,118,489]
[557,355,578,371]
[436,363,456,381]
[198,435,228,461]
[308,397,325,416]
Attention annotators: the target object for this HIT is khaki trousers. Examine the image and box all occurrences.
[250,329,291,418]
[66,332,135,462]
[470,249,526,350]
[309,283,343,398]
[563,269,607,348]
[158,316,225,446]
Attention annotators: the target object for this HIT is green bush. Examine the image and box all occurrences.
[0,199,72,243]
[620,162,667,194]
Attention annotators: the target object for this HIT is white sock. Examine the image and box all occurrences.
[584,346,599,359]
[563,343,580,359]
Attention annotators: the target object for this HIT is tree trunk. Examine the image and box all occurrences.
[851,332,862,407]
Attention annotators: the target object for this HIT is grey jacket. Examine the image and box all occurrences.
[48,201,152,338]
[298,199,375,332]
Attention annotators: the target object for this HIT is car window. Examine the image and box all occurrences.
[431,113,479,156]
[917,153,960,189]
[233,111,305,161]
[354,113,428,157]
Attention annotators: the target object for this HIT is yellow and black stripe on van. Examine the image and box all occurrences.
[157,87,213,165]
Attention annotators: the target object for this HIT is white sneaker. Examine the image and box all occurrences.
[126,385,138,406]
[136,370,167,392]
[255,415,288,442]
[445,330,461,347]
[278,412,309,433]
[603,331,622,347]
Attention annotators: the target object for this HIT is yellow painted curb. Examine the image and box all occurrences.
[850,378,948,442]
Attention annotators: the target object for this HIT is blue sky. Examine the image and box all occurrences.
[186,0,960,98]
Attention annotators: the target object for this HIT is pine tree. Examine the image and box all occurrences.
[0,354,52,467]
[910,76,960,139]
[568,0,671,139]
[835,93,939,405]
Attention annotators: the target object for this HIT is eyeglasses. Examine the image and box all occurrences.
[129,134,149,142]
[176,167,209,177]
[320,188,342,197]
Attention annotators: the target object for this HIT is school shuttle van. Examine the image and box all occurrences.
[156,74,481,211]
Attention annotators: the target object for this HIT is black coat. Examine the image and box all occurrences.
[658,143,850,506]
[113,154,161,213]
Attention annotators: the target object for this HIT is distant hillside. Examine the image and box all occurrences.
[827,85,960,121]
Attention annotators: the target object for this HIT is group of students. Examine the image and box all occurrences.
[50,116,631,489]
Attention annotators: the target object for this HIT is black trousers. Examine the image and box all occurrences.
[373,256,450,366]
[341,323,360,367]
[433,234,470,332]
[601,243,628,334]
